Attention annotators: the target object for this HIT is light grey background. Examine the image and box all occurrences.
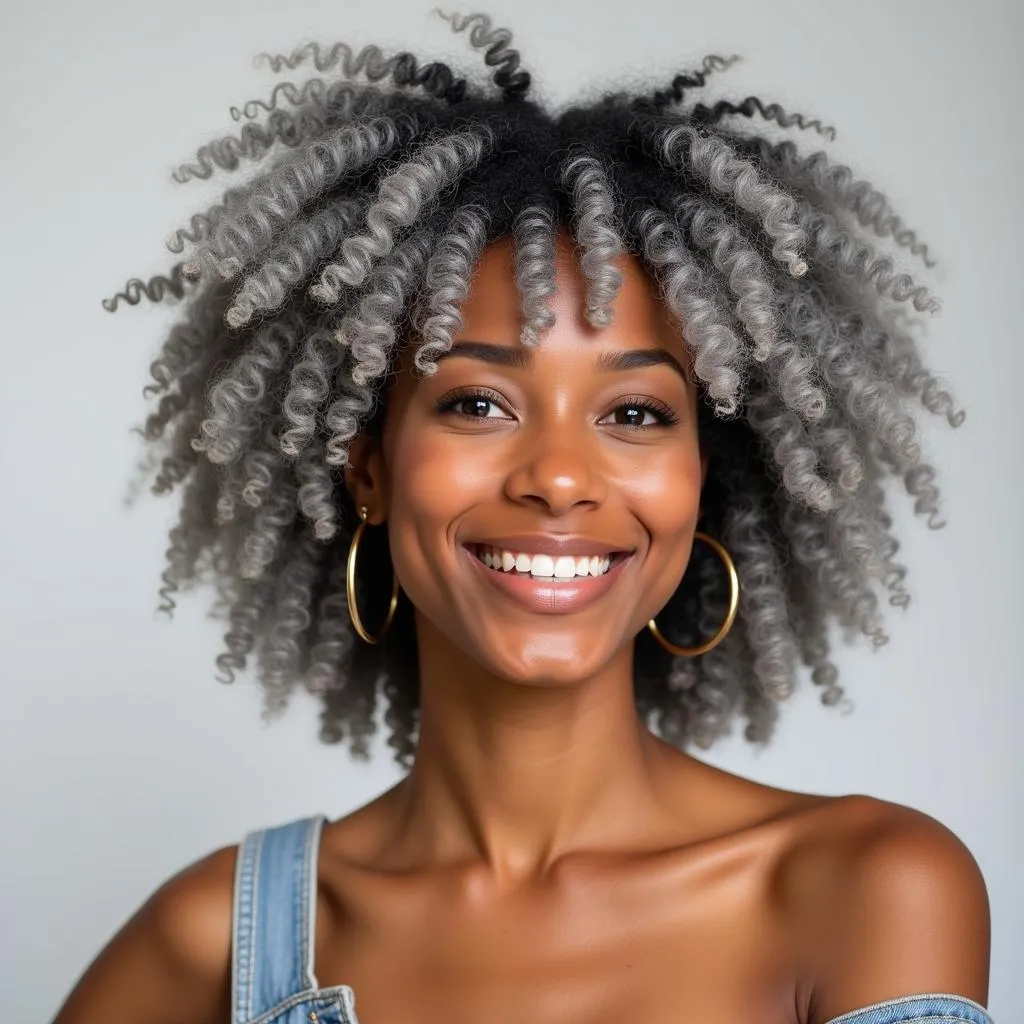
[2,1,1021,1021]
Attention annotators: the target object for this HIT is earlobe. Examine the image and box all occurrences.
[343,434,388,523]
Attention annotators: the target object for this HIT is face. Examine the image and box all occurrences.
[346,229,706,687]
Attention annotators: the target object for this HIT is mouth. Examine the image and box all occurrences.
[462,542,634,615]
[468,543,629,580]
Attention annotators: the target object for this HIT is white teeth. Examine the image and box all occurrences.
[477,546,614,578]
[553,556,577,579]
[530,554,555,577]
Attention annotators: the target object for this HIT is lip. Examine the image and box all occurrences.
[465,534,631,558]
[462,544,634,615]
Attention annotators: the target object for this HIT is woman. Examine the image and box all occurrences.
[55,12,994,1024]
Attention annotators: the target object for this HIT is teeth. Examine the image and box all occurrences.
[531,553,555,577]
[553,556,577,579]
[477,546,614,578]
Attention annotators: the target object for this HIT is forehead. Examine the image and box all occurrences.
[453,228,688,359]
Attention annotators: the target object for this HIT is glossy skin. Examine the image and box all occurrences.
[53,232,991,1024]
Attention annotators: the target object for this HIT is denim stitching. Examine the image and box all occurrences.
[288,823,303,1000]
[302,816,326,990]
[297,819,310,992]
[244,985,355,1024]
[340,984,360,1024]
[247,829,264,1022]
[230,836,243,1024]
[232,829,263,1024]
[823,993,994,1024]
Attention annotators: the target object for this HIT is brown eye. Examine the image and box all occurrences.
[436,389,514,420]
[599,398,678,429]
[459,397,493,417]
[613,405,655,427]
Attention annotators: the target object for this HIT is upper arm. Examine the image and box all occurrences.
[810,801,991,1024]
[52,843,238,1024]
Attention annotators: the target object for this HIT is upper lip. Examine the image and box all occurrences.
[467,535,632,557]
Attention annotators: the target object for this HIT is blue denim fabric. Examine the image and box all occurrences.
[823,993,995,1024]
[232,814,357,1024]
[231,815,996,1024]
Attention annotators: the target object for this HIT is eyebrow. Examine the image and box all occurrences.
[434,341,690,382]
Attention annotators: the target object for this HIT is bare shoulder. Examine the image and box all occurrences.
[787,792,990,925]
[774,786,991,876]
[53,843,238,1024]
[145,841,239,970]
[775,793,991,1023]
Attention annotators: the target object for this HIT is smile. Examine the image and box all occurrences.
[463,543,633,615]
[475,544,616,579]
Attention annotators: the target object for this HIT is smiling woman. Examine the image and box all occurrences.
[347,231,712,679]
[54,11,994,1024]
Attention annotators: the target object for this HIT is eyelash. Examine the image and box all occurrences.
[435,388,680,428]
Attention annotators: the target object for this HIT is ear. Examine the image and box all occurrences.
[343,432,389,525]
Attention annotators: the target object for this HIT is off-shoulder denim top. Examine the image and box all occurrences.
[231,816,996,1024]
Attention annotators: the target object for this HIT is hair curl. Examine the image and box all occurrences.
[108,11,964,770]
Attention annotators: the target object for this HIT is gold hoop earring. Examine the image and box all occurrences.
[345,505,399,645]
[647,531,739,657]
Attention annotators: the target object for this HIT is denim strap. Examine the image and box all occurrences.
[823,993,996,1024]
[231,815,328,1024]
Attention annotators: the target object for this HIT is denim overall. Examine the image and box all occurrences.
[231,815,998,1024]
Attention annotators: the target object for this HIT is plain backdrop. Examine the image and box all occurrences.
[1,1,1021,1021]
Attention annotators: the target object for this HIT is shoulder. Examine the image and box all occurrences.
[788,795,991,1024]
[144,842,239,973]
[53,843,238,1024]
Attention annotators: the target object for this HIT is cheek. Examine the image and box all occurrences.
[615,439,704,540]
[382,420,496,603]
[622,445,704,608]
[387,423,492,524]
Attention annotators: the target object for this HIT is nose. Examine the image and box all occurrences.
[503,421,608,515]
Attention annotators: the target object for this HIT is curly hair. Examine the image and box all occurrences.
[107,11,964,771]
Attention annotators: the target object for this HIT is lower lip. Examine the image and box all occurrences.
[463,547,632,615]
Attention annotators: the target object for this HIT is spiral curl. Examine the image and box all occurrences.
[110,14,963,767]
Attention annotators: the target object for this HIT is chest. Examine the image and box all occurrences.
[311,863,801,1024]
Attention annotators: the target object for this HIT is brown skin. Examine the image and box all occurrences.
[53,232,991,1024]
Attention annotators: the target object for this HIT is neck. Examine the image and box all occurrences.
[386,614,689,886]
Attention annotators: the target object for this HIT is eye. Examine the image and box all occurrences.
[436,388,514,421]
[599,398,679,429]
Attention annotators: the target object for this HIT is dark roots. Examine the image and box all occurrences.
[108,12,963,770]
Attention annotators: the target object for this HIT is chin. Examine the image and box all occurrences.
[480,635,620,688]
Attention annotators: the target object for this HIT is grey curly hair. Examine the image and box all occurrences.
[107,12,964,770]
